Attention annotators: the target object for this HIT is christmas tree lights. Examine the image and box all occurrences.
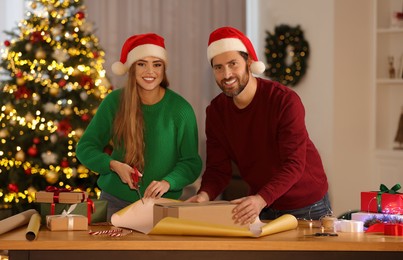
[0,0,112,213]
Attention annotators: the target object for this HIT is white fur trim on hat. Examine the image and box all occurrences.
[207,38,247,62]
[112,44,168,76]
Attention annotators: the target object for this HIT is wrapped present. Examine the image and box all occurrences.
[35,186,88,204]
[360,184,403,214]
[39,199,107,224]
[46,205,88,231]
[351,212,403,224]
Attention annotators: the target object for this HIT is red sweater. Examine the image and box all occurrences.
[199,78,328,210]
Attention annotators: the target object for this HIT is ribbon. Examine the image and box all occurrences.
[376,184,401,212]
[47,204,80,231]
[45,186,71,205]
[86,198,94,225]
[384,223,403,236]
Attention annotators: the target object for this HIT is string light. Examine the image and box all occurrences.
[0,0,112,211]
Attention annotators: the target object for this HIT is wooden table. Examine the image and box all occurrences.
[1,223,403,260]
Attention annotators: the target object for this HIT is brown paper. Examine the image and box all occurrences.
[0,209,38,235]
[25,213,41,241]
[35,191,88,204]
[46,215,88,231]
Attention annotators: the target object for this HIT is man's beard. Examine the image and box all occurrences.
[217,66,250,97]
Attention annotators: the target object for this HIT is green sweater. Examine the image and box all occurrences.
[76,88,202,202]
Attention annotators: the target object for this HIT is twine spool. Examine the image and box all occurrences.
[321,216,337,232]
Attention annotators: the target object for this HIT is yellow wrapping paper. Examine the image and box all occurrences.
[111,199,298,237]
[25,213,41,241]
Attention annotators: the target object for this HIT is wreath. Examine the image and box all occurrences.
[264,24,309,87]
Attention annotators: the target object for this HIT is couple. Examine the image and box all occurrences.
[76,26,331,224]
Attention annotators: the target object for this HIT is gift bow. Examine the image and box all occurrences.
[377,184,401,212]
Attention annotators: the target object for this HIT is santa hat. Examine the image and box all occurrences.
[207,27,265,75]
[111,33,167,75]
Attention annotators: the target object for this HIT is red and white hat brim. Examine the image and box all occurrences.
[112,44,168,75]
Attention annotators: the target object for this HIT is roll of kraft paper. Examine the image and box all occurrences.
[0,209,38,235]
[25,213,41,241]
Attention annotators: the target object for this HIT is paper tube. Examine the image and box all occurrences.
[25,213,41,241]
[0,209,38,235]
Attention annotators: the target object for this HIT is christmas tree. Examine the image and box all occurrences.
[0,0,112,214]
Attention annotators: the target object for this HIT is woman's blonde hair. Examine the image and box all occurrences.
[113,61,169,170]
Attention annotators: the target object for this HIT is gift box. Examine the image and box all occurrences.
[153,201,248,228]
[39,199,107,224]
[360,184,403,214]
[46,214,88,231]
[351,212,403,224]
[35,189,88,204]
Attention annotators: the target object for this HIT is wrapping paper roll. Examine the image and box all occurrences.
[25,213,41,241]
[0,209,38,235]
[112,199,298,237]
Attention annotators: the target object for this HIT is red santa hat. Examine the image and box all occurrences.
[207,26,265,75]
[111,33,167,75]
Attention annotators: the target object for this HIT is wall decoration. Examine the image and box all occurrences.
[264,24,310,87]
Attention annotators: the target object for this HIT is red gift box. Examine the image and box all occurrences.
[361,184,403,214]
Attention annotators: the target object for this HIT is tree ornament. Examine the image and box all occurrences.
[80,91,88,101]
[49,87,60,97]
[27,145,38,157]
[31,2,37,9]
[41,151,58,165]
[15,150,26,161]
[4,40,10,47]
[76,11,85,20]
[25,43,33,51]
[60,158,69,168]
[8,183,19,193]
[16,77,26,86]
[75,128,84,138]
[14,86,31,99]
[50,134,58,144]
[25,168,32,175]
[35,48,46,60]
[15,70,23,78]
[33,137,41,144]
[30,31,43,43]
[264,24,310,87]
[45,170,58,184]
[81,113,90,122]
[25,112,34,122]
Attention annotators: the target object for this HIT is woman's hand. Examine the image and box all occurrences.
[231,194,267,225]
[110,160,142,190]
[144,180,170,199]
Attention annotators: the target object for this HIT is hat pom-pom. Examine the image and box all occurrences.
[111,61,127,75]
[250,61,266,75]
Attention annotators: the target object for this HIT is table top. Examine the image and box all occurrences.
[1,223,403,252]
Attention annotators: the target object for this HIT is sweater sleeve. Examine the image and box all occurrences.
[162,102,202,191]
[198,103,233,200]
[257,91,309,206]
[75,91,119,175]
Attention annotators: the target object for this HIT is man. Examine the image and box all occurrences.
[187,27,331,225]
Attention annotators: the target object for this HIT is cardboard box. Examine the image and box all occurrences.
[46,215,88,231]
[35,191,88,204]
[153,201,248,228]
[360,191,403,214]
[39,200,108,224]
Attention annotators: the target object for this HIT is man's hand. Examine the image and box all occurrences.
[231,194,267,225]
[185,191,210,203]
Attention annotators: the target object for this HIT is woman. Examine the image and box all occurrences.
[76,33,202,221]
